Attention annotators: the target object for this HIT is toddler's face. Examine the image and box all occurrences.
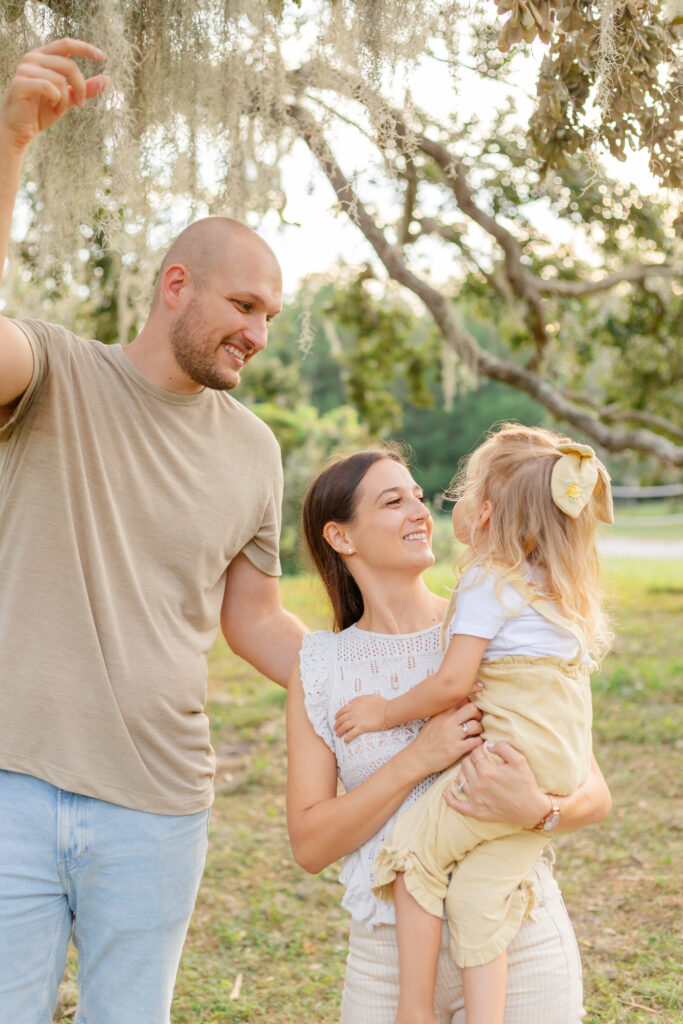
[452,496,491,544]
[451,500,470,544]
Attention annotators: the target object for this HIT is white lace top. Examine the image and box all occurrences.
[299,623,444,927]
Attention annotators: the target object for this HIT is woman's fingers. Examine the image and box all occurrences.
[454,698,482,718]
[459,717,484,738]
[483,740,525,766]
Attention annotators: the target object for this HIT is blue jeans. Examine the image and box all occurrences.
[0,769,209,1024]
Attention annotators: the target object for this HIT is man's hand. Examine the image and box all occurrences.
[334,694,388,742]
[1,38,109,151]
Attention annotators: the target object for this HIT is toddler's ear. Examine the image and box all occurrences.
[478,501,492,528]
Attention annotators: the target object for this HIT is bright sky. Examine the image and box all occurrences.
[254,42,662,294]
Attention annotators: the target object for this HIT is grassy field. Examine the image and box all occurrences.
[608,502,683,541]
[53,558,682,1023]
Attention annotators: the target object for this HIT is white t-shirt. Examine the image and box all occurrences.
[449,565,586,663]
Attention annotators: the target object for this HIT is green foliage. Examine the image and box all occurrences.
[326,276,439,433]
[250,401,370,572]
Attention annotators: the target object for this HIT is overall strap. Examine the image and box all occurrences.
[439,569,588,666]
[503,576,588,667]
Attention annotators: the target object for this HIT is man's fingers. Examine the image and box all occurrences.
[23,52,88,106]
[39,38,106,62]
[12,75,63,108]
[82,74,110,100]
[16,65,70,110]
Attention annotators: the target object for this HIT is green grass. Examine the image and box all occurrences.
[53,558,682,1024]
[608,501,683,541]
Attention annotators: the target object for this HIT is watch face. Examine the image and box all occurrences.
[543,810,561,832]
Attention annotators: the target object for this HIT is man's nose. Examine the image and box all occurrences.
[243,314,269,351]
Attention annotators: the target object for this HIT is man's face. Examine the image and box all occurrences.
[169,236,282,392]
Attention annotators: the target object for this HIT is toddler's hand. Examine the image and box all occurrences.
[334,695,388,743]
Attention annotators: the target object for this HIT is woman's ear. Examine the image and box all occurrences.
[323,522,355,555]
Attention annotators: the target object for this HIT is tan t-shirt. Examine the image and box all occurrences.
[0,319,282,814]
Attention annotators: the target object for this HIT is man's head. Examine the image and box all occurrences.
[152,217,282,392]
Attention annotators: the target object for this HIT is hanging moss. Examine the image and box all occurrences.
[0,0,679,267]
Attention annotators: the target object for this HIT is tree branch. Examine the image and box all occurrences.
[414,131,551,366]
[397,160,418,247]
[414,217,507,297]
[290,104,683,466]
[535,263,683,296]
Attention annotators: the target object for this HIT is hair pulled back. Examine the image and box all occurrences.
[302,447,407,632]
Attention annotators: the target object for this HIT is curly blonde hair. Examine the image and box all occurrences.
[448,423,612,661]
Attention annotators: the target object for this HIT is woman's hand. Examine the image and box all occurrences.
[444,741,548,828]
[408,701,484,776]
[335,694,388,742]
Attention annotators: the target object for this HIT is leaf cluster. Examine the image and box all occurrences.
[526,1,683,188]
[325,275,438,434]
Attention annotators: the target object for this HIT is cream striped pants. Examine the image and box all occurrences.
[340,855,584,1024]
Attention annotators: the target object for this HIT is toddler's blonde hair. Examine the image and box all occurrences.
[448,423,612,661]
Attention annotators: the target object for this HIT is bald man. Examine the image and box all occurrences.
[0,41,305,1023]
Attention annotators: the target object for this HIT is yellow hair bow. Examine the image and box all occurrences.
[550,442,614,524]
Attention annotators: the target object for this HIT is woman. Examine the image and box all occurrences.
[286,448,610,1023]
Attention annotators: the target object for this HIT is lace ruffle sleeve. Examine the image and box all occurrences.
[299,630,336,754]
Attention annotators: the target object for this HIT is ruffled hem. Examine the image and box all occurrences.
[451,878,535,968]
[372,846,446,918]
[341,865,397,928]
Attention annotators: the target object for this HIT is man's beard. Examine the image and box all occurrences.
[169,300,239,392]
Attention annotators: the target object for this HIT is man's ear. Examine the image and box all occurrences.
[161,263,192,310]
[323,522,354,555]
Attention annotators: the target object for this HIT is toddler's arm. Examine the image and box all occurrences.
[334,634,488,742]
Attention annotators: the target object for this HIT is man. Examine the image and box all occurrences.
[0,39,305,1023]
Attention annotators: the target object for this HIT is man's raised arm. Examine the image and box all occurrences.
[0,39,109,420]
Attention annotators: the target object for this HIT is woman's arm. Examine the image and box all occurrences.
[287,663,484,874]
[444,744,611,833]
[334,634,488,742]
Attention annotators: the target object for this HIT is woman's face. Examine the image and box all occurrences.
[343,458,434,575]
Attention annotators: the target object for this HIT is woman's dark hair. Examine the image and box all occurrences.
[302,446,408,632]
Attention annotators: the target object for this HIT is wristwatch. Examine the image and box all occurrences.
[533,798,561,833]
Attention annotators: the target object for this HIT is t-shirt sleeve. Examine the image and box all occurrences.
[239,434,283,577]
[0,319,51,442]
[299,631,336,754]
[447,566,527,642]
